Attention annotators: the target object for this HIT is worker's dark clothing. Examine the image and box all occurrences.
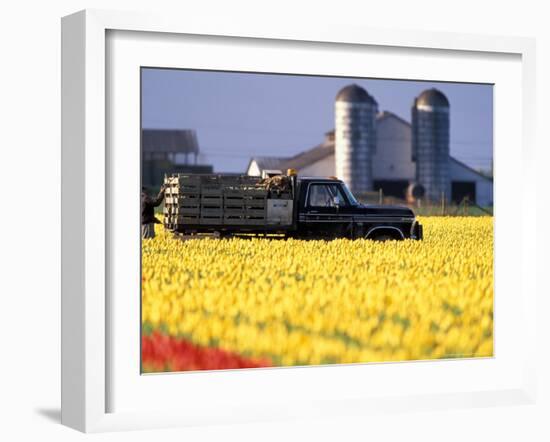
[141,188,165,225]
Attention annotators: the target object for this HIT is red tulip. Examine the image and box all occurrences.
[142,331,272,372]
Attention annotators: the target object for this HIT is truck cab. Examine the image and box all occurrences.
[295,177,423,240]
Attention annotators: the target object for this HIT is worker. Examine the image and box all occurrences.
[141,185,166,239]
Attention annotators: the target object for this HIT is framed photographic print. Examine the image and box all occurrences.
[61,9,538,432]
[140,68,494,374]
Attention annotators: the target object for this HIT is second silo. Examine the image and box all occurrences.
[335,84,377,194]
[412,88,451,202]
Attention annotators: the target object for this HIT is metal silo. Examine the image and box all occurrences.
[412,88,450,203]
[335,84,377,194]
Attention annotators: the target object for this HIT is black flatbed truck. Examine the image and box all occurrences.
[163,173,423,240]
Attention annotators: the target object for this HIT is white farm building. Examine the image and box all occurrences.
[247,85,493,206]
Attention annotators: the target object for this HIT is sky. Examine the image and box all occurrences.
[141,68,493,173]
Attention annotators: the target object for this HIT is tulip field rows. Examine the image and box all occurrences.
[141,217,493,372]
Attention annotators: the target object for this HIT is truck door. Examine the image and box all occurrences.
[302,182,354,237]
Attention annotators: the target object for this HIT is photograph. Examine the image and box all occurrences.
[140,68,494,373]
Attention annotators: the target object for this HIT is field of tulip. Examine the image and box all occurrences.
[141,216,493,372]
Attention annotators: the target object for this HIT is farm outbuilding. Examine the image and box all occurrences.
[247,85,493,206]
[142,129,213,187]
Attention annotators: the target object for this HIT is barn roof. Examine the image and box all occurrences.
[450,157,493,182]
[377,110,411,128]
[247,156,290,171]
[250,112,407,171]
[142,129,199,154]
[283,143,334,170]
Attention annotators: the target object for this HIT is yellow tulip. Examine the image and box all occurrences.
[142,216,493,366]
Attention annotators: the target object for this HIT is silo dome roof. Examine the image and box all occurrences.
[416,88,449,108]
[336,84,376,104]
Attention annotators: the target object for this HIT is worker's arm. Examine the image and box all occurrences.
[152,185,166,207]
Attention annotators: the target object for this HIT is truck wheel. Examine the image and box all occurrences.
[368,230,404,241]
[372,233,394,242]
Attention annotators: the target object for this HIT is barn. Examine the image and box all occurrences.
[247,85,493,206]
[141,129,213,187]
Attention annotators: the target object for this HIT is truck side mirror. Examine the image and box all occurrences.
[332,196,341,207]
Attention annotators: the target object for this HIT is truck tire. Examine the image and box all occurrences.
[367,228,404,241]
[371,233,395,241]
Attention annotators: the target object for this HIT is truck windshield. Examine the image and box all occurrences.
[340,183,359,206]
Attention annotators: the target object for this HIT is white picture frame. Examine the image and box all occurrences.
[61,9,538,433]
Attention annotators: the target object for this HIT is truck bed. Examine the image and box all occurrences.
[163,174,294,233]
